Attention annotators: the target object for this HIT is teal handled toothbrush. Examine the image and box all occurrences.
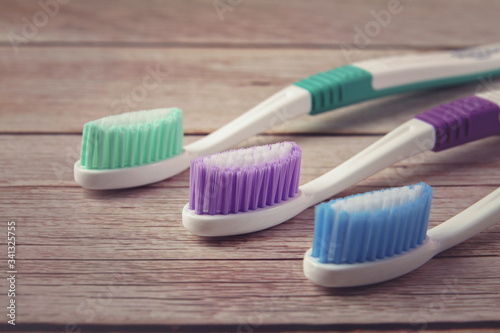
[75,43,500,189]
[303,184,500,287]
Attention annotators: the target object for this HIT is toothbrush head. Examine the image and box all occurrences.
[74,108,188,189]
[304,183,434,287]
[79,108,183,169]
[183,142,304,236]
[189,142,302,215]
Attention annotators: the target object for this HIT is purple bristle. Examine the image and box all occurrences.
[189,142,302,215]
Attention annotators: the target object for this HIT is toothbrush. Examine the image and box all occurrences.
[75,43,500,189]
[182,90,500,236]
[303,184,500,287]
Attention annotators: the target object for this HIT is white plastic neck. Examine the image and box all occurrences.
[300,119,436,205]
[184,85,311,157]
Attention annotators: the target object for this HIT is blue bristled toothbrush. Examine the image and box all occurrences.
[303,183,500,287]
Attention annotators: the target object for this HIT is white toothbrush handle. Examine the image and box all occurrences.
[185,45,500,158]
[428,187,500,253]
[186,44,500,158]
[184,85,311,156]
[300,118,436,203]
[355,43,500,90]
[301,92,500,205]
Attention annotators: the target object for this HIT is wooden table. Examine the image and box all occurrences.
[1,1,499,332]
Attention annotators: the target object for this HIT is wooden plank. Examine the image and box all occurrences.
[0,47,495,134]
[2,184,499,261]
[2,136,498,326]
[1,0,499,48]
[2,1,500,329]
[1,134,500,188]
[8,257,500,325]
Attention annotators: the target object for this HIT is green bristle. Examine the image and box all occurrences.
[80,108,183,170]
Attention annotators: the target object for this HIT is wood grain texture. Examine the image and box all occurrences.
[1,135,500,326]
[8,258,500,325]
[3,185,500,262]
[2,46,493,135]
[2,134,500,188]
[1,0,500,331]
[1,0,500,48]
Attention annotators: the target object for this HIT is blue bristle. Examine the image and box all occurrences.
[311,183,433,264]
[312,206,324,258]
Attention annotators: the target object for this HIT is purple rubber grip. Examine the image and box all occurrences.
[415,96,500,152]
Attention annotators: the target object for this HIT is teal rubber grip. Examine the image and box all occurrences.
[294,65,500,115]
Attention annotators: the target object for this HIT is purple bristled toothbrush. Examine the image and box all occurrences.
[183,91,500,236]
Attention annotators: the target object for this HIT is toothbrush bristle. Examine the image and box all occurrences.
[189,142,302,215]
[311,183,433,264]
[79,108,183,170]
